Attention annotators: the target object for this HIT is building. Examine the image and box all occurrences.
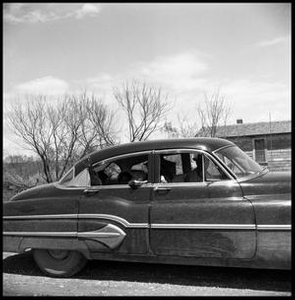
[214,120,291,172]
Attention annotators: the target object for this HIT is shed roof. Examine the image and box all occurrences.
[215,120,291,138]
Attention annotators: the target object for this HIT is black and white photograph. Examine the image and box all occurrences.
[3,3,291,297]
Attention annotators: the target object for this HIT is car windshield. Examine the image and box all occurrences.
[214,146,263,178]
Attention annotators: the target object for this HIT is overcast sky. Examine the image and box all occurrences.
[3,3,291,156]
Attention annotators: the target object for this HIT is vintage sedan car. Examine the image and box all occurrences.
[3,138,291,277]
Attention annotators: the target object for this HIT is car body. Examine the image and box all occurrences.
[3,138,291,277]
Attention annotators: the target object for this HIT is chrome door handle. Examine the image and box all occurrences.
[83,189,100,196]
[154,187,171,194]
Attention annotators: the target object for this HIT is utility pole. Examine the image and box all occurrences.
[269,112,273,161]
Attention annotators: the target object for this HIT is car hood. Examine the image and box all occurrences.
[239,171,291,196]
[10,183,58,201]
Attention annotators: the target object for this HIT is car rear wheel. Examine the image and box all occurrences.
[33,249,87,277]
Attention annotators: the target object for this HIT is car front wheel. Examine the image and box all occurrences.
[33,249,87,277]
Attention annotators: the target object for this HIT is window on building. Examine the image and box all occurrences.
[254,139,266,163]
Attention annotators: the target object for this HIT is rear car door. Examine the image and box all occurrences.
[150,149,256,258]
[78,151,153,254]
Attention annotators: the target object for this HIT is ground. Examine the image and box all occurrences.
[3,251,291,296]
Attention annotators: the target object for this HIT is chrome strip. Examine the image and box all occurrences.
[3,231,76,237]
[3,214,78,220]
[3,215,291,231]
[92,150,153,169]
[58,167,75,185]
[78,224,126,248]
[77,232,121,238]
[151,224,256,230]
[257,225,291,231]
[152,224,291,230]
[77,214,149,228]
[3,226,125,239]
[3,214,149,229]
[3,224,127,249]
[212,145,233,154]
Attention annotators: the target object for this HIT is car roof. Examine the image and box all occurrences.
[75,138,234,171]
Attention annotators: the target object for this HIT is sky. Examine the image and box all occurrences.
[3,3,291,157]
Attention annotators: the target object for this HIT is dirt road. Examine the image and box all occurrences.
[3,252,291,296]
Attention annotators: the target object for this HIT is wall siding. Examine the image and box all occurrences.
[266,149,291,172]
[244,149,291,172]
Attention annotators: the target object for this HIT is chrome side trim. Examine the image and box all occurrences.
[4,215,291,231]
[78,214,149,228]
[3,231,76,237]
[257,225,291,231]
[3,214,149,229]
[3,224,126,249]
[4,214,78,220]
[77,224,126,248]
[151,224,256,230]
[151,224,291,230]
[3,229,122,239]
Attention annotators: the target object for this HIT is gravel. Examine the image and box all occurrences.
[3,251,292,296]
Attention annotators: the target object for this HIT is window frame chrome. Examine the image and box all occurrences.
[59,167,75,185]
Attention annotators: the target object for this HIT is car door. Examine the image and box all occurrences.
[78,151,153,254]
[150,149,256,259]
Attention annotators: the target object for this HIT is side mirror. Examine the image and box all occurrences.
[128,179,147,190]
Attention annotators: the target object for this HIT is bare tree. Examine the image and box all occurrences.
[7,93,117,183]
[87,95,117,149]
[162,88,231,138]
[162,115,198,138]
[8,96,54,182]
[176,114,199,138]
[196,89,231,137]
[114,80,170,142]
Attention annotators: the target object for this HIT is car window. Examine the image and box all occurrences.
[61,168,91,187]
[160,153,183,183]
[159,151,227,183]
[92,153,149,186]
[214,146,263,178]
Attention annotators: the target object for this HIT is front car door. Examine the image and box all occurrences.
[78,151,153,255]
[150,148,256,259]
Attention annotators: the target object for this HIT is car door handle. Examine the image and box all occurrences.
[154,187,171,194]
[83,189,100,196]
